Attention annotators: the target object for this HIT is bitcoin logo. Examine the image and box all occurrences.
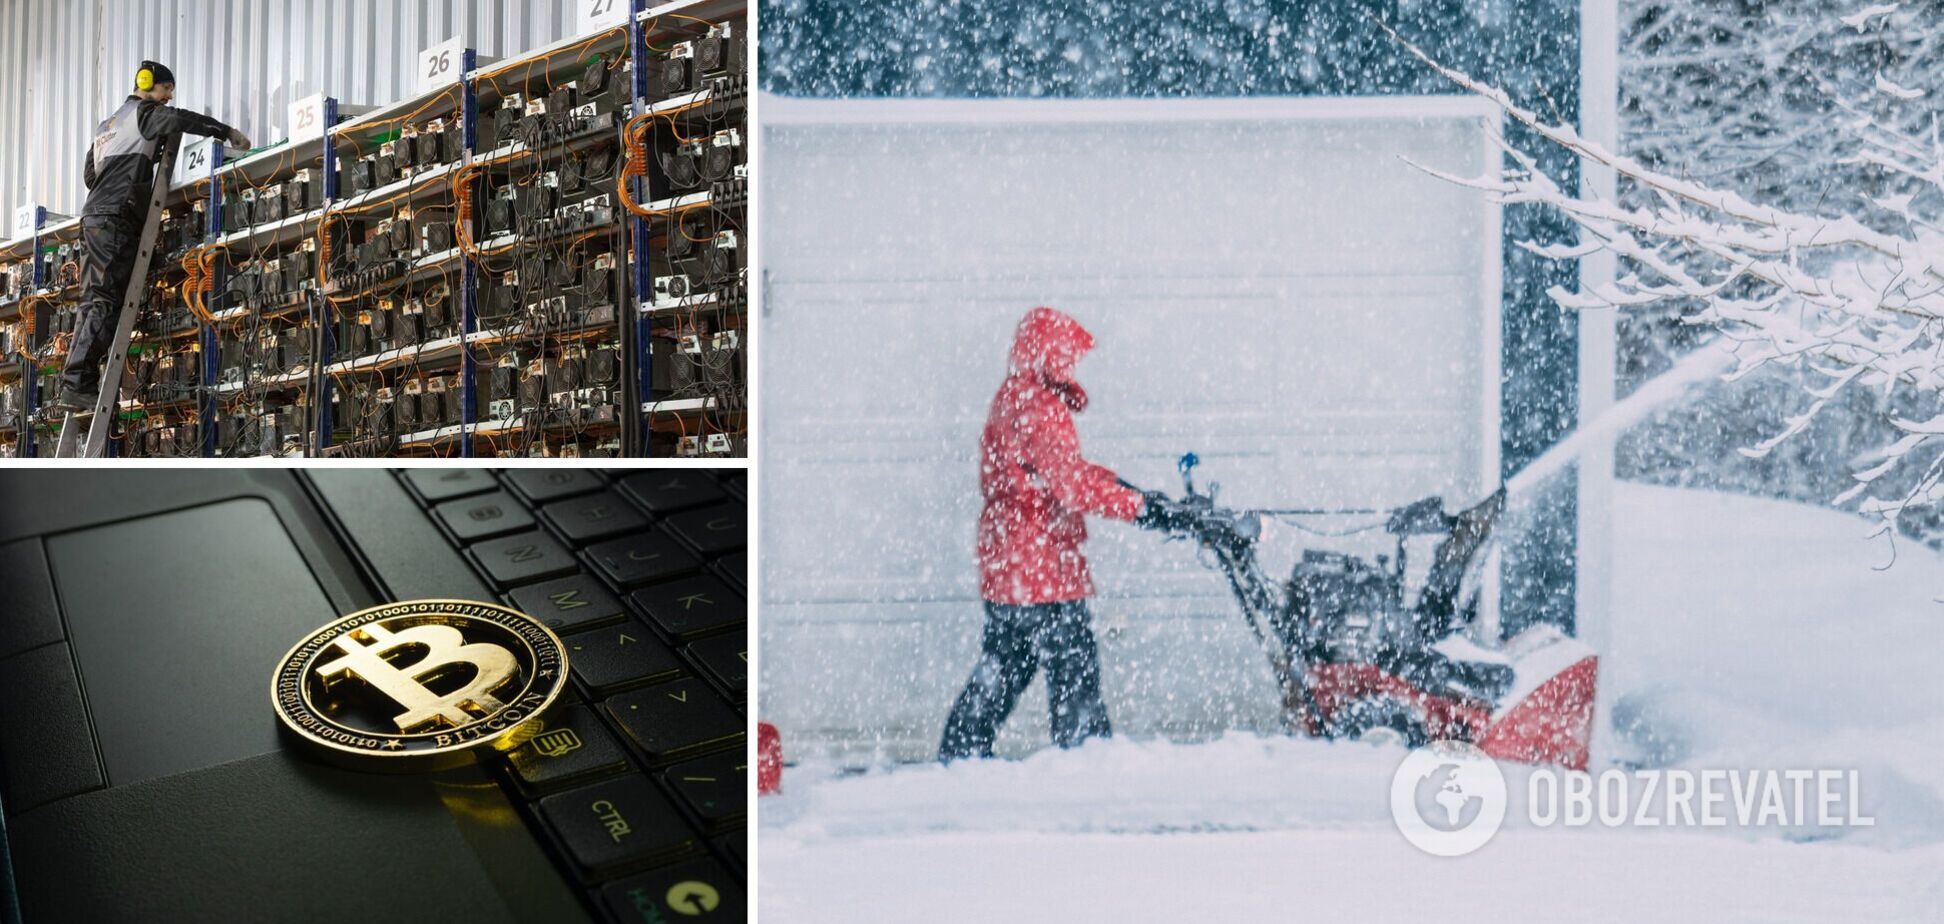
[272,600,569,771]
[315,622,519,730]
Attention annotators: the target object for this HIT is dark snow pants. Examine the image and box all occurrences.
[939,599,1112,762]
[61,216,141,394]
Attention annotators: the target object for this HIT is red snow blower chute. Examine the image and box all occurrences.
[1144,453,1598,770]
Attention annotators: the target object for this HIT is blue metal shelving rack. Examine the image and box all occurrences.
[629,0,656,457]
[313,97,341,456]
[308,98,343,456]
[17,205,46,457]
[458,47,481,459]
[198,142,224,458]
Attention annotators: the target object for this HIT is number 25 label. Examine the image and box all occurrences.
[288,93,325,144]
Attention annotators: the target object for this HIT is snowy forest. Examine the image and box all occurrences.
[1609,1,1944,544]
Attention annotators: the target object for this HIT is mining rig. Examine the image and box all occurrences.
[0,216,90,458]
[0,0,747,458]
[0,225,46,458]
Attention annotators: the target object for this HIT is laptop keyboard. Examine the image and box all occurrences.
[396,468,747,923]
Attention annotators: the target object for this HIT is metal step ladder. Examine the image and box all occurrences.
[54,134,181,458]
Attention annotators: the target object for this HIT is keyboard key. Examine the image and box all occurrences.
[310,471,493,601]
[633,576,742,641]
[713,551,746,591]
[721,472,745,502]
[605,680,744,764]
[542,490,649,545]
[503,705,630,794]
[602,857,745,923]
[503,468,604,504]
[665,751,746,830]
[663,502,746,557]
[471,531,578,588]
[586,532,699,587]
[435,490,535,543]
[536,776,695,876]
[619,470,724,514]
[509,575,627,633]
[404,468,495,503]
[562,622,684,694]
[687,634,746,703]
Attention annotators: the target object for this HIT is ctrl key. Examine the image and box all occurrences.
[537,777,695,877]
[602,858,745,922]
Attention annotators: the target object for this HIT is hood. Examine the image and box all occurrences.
[1007,306,1095,411]
[1008,306,1095,380]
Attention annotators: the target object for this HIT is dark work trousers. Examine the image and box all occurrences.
[939,599,1112,762]
[61,216,141,394]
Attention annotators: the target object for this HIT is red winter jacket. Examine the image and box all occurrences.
[977,307,1144,605]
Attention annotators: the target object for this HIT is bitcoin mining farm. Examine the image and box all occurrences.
[0,1,747,458]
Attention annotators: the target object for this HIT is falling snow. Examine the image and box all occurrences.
[757,1,1944,920]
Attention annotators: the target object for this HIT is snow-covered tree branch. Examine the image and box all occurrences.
[1383,5,1944,534]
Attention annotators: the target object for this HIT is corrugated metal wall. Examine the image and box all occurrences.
[0,0,588,226]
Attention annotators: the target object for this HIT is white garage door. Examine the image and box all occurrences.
[760,96,1502,763]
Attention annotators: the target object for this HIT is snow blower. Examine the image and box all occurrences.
[1144,453,1598,770]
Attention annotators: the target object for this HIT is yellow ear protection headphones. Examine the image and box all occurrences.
[135,61,170,92]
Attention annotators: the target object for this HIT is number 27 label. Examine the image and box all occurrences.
[578,0,628,34]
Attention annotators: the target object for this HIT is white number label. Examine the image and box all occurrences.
[578,0,629,35]
[420,37,463,92]
[175,137,216,186]
[288,93,325,144]
[11,204,36,240]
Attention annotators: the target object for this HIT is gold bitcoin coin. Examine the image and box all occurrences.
[272,599,569,771]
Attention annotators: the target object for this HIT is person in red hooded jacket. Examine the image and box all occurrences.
[940,307,1177,761]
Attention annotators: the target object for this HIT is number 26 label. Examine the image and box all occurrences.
[420,37,464,93]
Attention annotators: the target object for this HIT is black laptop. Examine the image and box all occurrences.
[0,468,747,923]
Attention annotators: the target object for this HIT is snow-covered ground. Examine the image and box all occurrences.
[759,483,1944,921]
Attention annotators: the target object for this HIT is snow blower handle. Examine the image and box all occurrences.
[1158,500,1261,553]
[1133,489,1199,535]
[1134,482,1261,553]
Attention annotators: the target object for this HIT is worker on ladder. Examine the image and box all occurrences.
[49,60,250,416]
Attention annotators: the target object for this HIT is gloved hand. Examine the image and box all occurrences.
[1134,491,1189,532]
[227,128,253,151]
